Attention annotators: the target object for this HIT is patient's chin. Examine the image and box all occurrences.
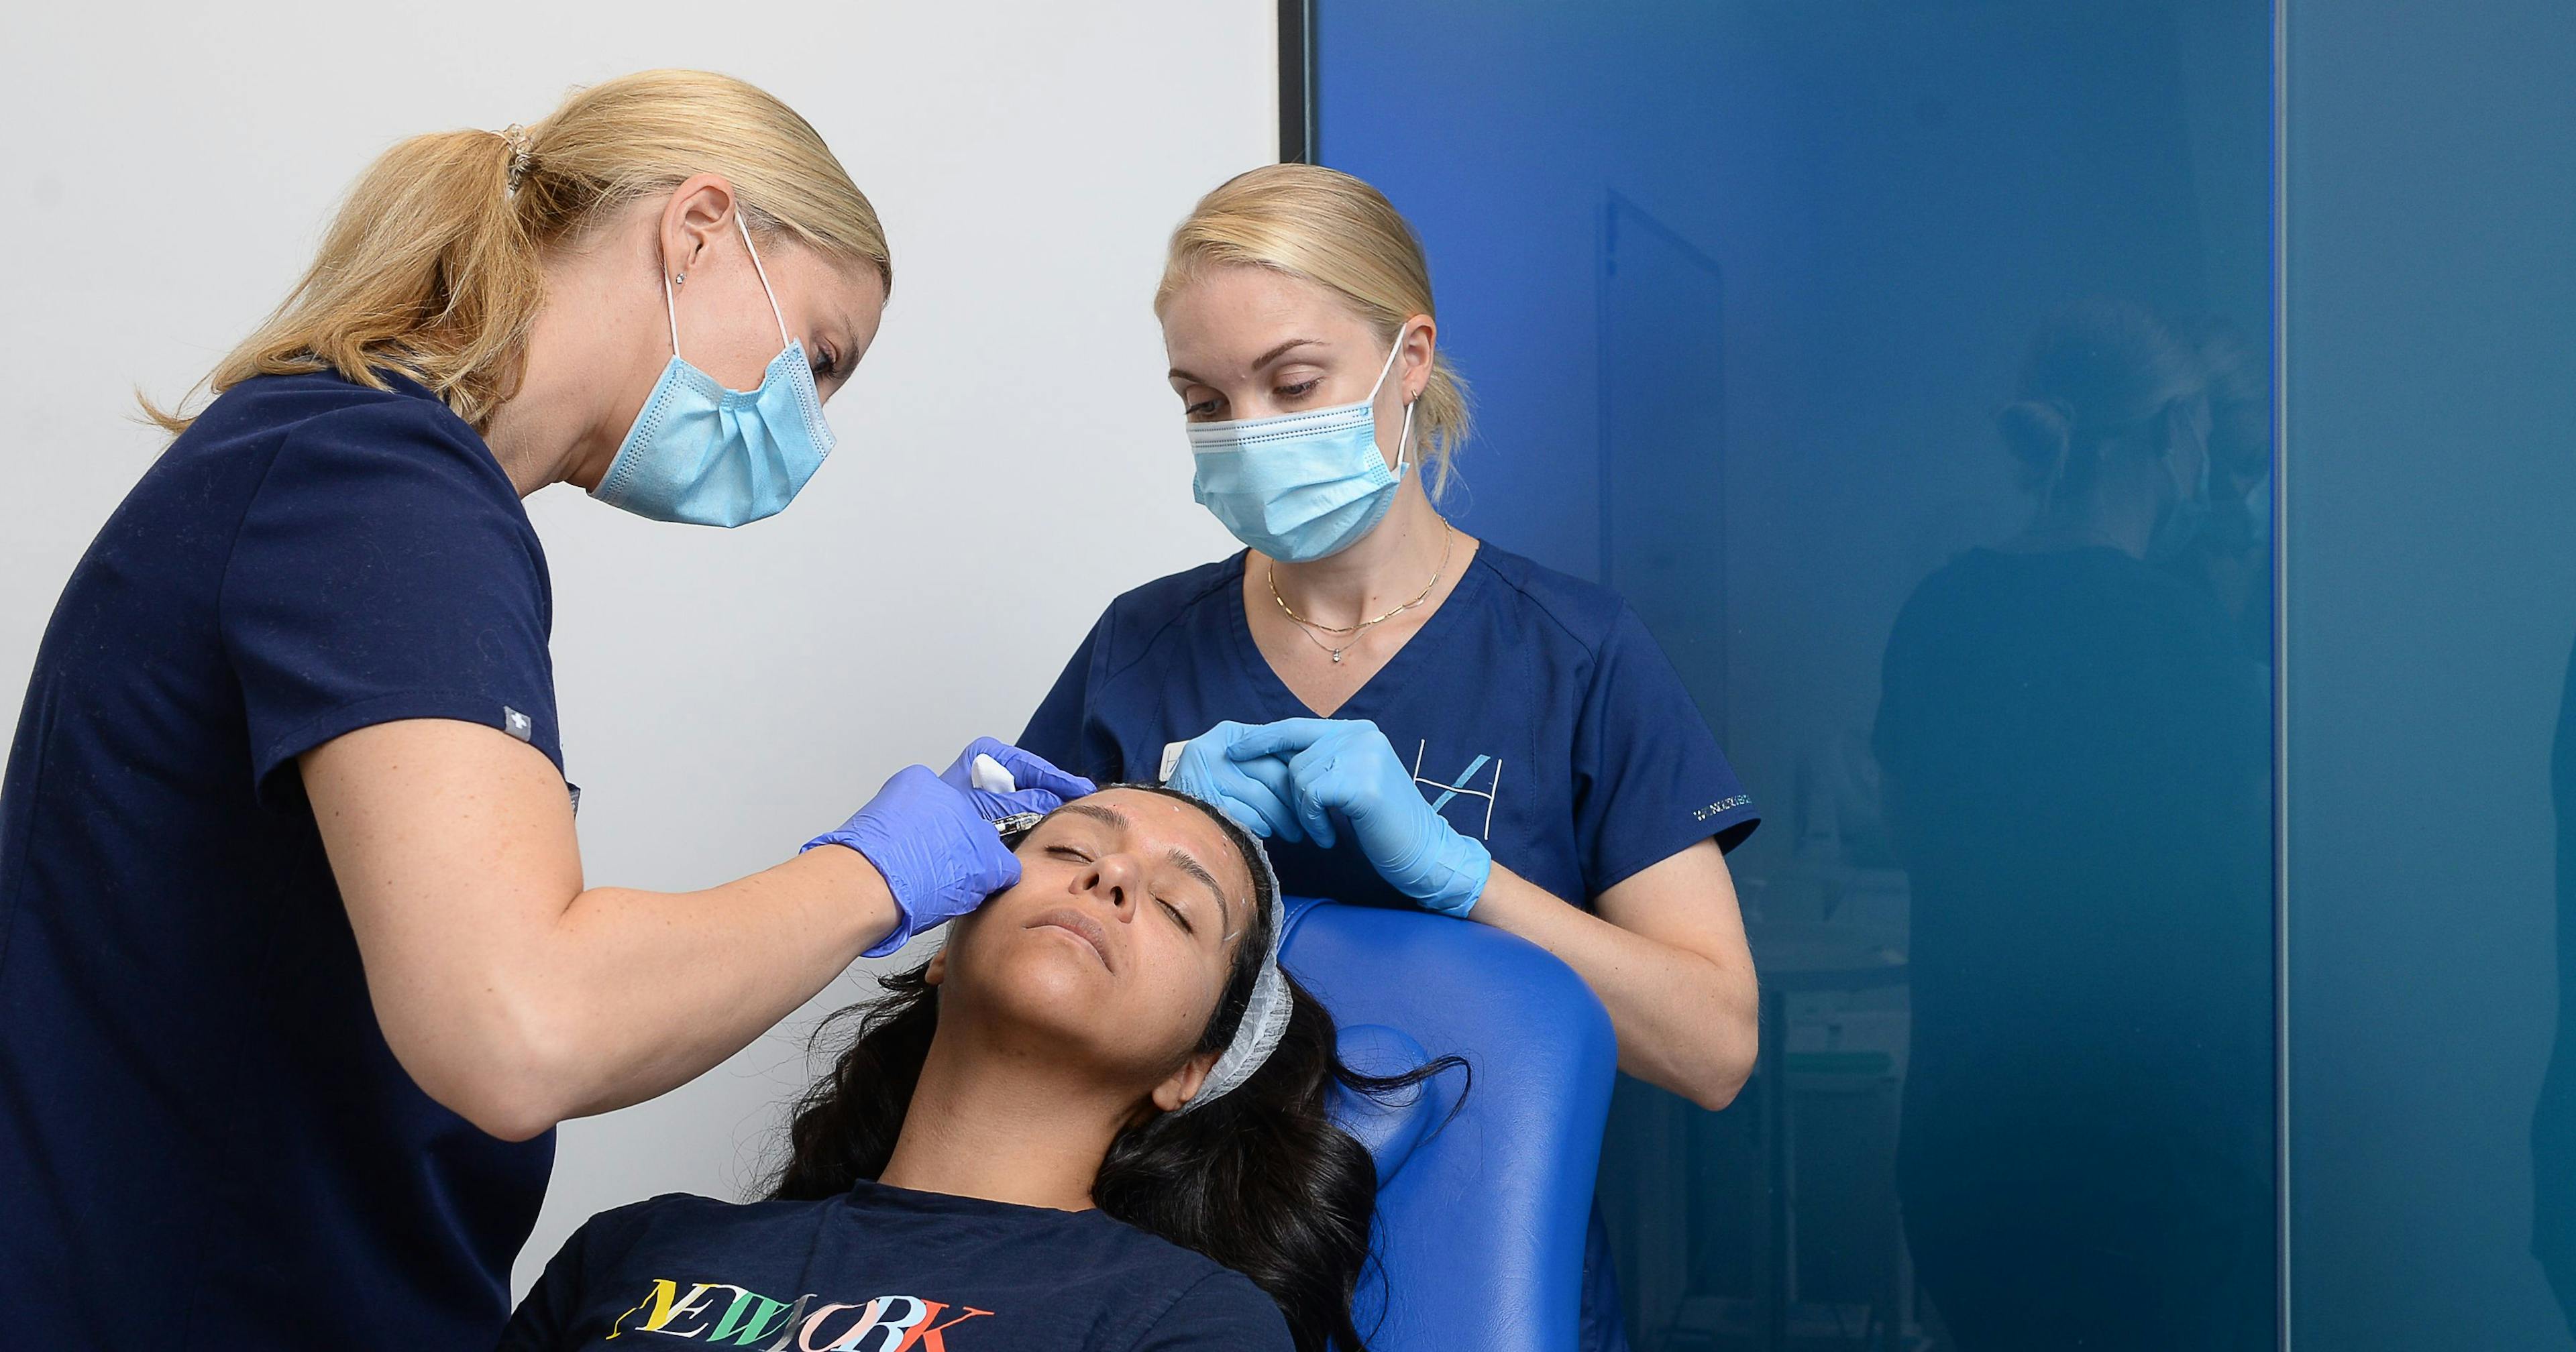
[962,932,1199,1076]
[971,925,1113,1007]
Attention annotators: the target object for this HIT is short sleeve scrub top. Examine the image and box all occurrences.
[0,370,572,1347]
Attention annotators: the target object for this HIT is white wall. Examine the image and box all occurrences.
[0,1,1273,1297]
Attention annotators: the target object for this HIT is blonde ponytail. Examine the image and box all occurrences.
[1156,165,1475,502]
[146,70,891,436]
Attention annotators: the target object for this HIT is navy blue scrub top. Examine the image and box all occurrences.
[0,370,565,1347]
[1020,544,1758,915]
[502,1184,1291,1351]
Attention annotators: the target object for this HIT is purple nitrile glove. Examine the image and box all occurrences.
[938,736,1095,820]
[808,763,1027,958]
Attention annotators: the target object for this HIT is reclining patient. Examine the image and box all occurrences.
[500,784,1444,1352]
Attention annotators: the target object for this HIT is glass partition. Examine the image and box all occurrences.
[1311,3,2277,1346]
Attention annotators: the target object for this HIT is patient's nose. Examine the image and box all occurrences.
[1081,852,1145,919]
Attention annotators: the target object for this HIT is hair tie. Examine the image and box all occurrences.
[500,124,535,193]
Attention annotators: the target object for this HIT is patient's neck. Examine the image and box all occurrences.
[875,1023,1130,1213]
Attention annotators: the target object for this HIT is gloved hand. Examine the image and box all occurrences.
[808,755,1065,958]
[1226,718,1492,917]
[938,736,1095,820]
[1167,720,1303,842]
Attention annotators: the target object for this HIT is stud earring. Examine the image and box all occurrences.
[673,272,687,286]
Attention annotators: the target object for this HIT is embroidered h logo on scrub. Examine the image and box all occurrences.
[1411,740,1502,840]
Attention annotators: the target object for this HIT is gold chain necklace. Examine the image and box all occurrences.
[1267,522,1455,665]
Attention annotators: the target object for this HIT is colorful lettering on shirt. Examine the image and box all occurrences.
[608,1279,994,1350]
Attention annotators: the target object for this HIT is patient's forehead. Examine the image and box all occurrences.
[1038,788,1255,917]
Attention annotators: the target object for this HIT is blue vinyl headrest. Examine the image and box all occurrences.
[1283,896,1616,1352]
[1329,1024,1463,1189]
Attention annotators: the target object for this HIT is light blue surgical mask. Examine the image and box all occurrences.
[1188,333,1415,563]
[592,213,836,528]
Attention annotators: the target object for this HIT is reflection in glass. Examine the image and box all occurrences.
[1313,2,2278,1345]
[1874,302,2273,1351]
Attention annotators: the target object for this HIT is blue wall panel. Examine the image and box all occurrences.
[2283,2,2576,1347]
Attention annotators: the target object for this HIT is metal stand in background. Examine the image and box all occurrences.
[1748,923,1910,1351]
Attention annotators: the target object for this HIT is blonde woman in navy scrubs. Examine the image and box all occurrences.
[1020,165,1762,1352]
[0,72,1085,1349]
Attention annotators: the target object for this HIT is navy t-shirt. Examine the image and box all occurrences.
[0,370,565,1345]
[1021,545,1757,913]
[500,1183,1292,1351]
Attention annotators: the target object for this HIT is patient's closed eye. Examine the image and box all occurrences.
[1050,843,1193,932]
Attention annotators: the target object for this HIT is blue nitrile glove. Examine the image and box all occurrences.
[938,736,1095,820]
[1167,720,1303,842]
[1227,718,1493,917]
[807,763,1032,958]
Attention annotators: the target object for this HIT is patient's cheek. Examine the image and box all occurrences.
[1148,966,1224,1054]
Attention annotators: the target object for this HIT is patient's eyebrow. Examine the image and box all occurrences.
[1163,848,1237,933]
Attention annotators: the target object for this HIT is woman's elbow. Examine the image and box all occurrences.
[1678,1041,1756,1112]
[440,1089,559,1144]
[374,981,576,1142]
[1680,984,1760,1111]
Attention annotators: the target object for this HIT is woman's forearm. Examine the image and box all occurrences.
[1468,857,1760,1110]
[308,718,901,1141]
[525,846,897,1127]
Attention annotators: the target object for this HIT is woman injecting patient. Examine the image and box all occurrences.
[501,785,1452,1352]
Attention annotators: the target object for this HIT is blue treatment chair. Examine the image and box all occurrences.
[1283,896,1619,1352]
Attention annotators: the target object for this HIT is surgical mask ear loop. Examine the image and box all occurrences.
[660,211,794,365]
[661,270,682,357]
[1367,327,1419,481]
[732,211,792,349]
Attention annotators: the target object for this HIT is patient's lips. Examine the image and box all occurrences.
[1026,907,1113,970]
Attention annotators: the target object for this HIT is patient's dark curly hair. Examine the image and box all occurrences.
[769,785,1463,1352]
